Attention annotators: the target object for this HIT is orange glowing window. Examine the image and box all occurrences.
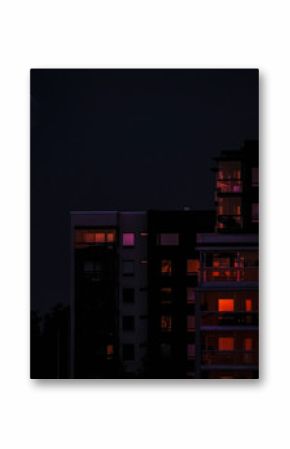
[218,337,234,351]
[245,298,253,312]
[218,299,234,312]
[244,338,253,352]
[161,259,172,275]
[106,344,114,360]
[107,232,115,243]
[161,315,172,332]
[75,229,116,245]
[95,233,106,243]
[187,259,200,274]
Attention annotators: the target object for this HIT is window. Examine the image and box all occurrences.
[106,344,114,360]
[244,338,253,352]
[157,233,179,246]
[123,288,134,303]
[123,344,135,361]
[187,259,200,275]
[218,299,234,312]
[160,343,172,359]
[252,203,259,223]
[187,288,195,304]
[122,233,135,247]
[122,260,134,276]
[75,229,116,246]
[122,316,135,331]
[161,315,172,332]
[187,344,195,360]
[218,337,234,351]
[252,167,259,186]
[187,315,195,332]
[160,287,172,304]
[245,298,253,312]
[161,259,172,275]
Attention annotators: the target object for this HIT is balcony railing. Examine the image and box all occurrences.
[201,312,258,326]
[202,350,258,365]
[202,267,258,283]
[216,215,243,230]
[216,179,243,193]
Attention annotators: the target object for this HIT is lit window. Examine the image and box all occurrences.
[218,337,234,351]
[187,288,195,304]
[187,344,195,360]
[245,298,253,312]
[75,229,116,245]
[161,259,172,275]
[122,316,135,331]
[158,233,179,246]
[122,233,135,247]
[187,315,195,332]
[123,344,135,361]
[123,260,134,276]
[123,288,134,303]
[244,338,253,352]
[106,344,114,360]
[218,299,234,312]
[161,315,172,332]
[187,259,200,275]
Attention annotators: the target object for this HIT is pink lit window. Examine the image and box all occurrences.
[122,233,135,247]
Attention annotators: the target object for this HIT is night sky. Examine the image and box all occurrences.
[31,69,258,312]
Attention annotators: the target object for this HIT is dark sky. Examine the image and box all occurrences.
[31,69,258,312]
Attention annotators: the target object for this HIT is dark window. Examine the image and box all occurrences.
[123,288,134,303]
[122,260,134,276]
[122,316,135,331]
[123,344,135,361]
[157,233,179,246]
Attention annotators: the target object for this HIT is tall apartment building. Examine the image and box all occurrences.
[196,140,259,378]
[70,141,258,379]
[70,211,148,378]
[147,210,215,378]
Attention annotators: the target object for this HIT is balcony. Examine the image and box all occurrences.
[216,215,243,231]
[201,312,258,327]
[202,350,258,366]
[202,267,258,283]
[216,179,242,193]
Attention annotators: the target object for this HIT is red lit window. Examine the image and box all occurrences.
[187,259,200,275]
[187,315,195,332]
[245,298,253,312]
[218,337,234,351]
[218,299,234,312]
[122,233,135,247]
[187,344,195,360]
[161,259,172,275]
[161,315,172,332]
[75,229,116,245]
[244,338,253,352]
[106,344,114,360]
